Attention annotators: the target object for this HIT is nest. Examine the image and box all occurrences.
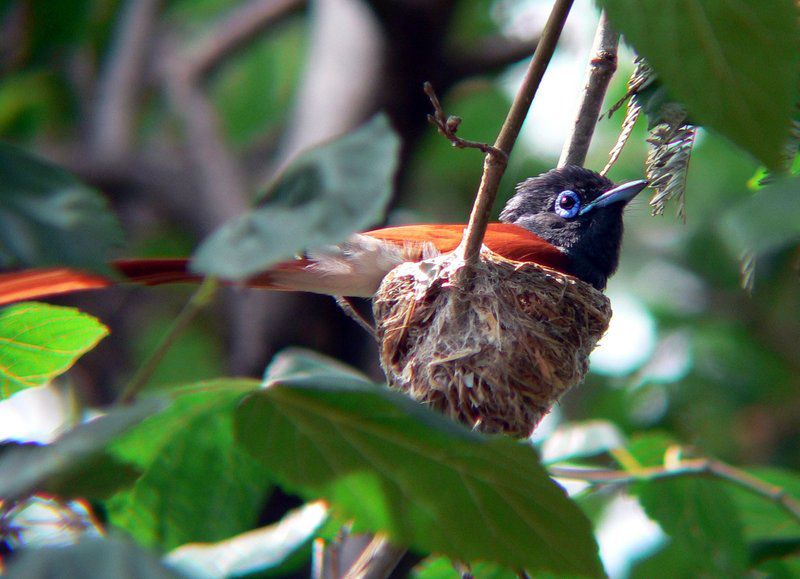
[373,249,612,438]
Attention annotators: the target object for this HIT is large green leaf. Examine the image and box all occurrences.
[599,0,800,169]
[234,351,604,577]
[633,477,748,576]
[728,467,800,543]
[165,502,327,578]
[0,141,122,272]
[622,435,748,576]
[0,399,163,501]
[0,302,109,398]
[192,114,400,279]
[720,175,800,256]
[3,538,184,579]
[107,380,272,551]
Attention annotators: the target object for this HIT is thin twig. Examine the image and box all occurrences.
[91,0,161,160]
[342,535,406,579]
[458,0,574,267]
[118,277,219,404]
[424,82,506,158]
[557,10,618,168]
[335,297,376,337]
[549,458,800,524]
[180,0,306,82]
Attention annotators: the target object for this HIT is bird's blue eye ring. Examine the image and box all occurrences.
[555,190,581,218]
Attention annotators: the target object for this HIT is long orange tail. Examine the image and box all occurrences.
[0,258,310,306]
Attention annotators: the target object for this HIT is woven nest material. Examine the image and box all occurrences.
[373,249,612,438]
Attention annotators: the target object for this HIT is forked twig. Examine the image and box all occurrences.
[424,82,507,160]
[550,455,800,524]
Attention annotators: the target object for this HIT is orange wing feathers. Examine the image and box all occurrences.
[365,223,569,271]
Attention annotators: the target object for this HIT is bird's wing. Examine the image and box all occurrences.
[365,223,569,271]
[0,223,568,305]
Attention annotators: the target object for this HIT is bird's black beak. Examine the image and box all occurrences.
[579,179,648,215]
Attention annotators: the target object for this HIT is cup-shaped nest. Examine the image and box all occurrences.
[373,249,611,438]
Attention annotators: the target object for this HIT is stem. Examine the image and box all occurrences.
[458,0,574,267]
[549,458,800,524]
[342,535,406,579]
[118,277,219,404]
[557,10,619,168]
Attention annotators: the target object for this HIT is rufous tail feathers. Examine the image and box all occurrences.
[0,234,430,306]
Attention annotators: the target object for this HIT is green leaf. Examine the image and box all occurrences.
[0,302,109,399]
[622,436,748,576]
[39,452,142,501]
[264,346,375,383]
[3,538,184,579]
[0,141,123,272]
[234,354,604,577]
[165,501,326,578]
[720,175,800,256]
[758,554,800,578]
[414,557,518,579]
[599,0,800,169]
[728,467,800,542]
[633,477,748,576]
[0,399,164,501]
[107,379,271,551]
[192,113,400,280]
[749,537,800,566]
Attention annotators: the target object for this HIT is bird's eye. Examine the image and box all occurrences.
[555,190,581,218]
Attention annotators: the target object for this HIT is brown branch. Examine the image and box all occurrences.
[558,10,619,168]
[342,535,406,579]
[549,458,800,524]
[424,82,506,159]
[180,0,306,82]
[458,0,575,267]
[91,0,162,160]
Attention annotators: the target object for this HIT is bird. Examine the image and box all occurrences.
[0,166,647,306]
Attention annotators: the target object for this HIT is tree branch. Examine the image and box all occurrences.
[558,10,619,168]
[549,457,800,524]
[180,0,306,82]
[91,0,162,160]
[342,535,406,579]
[458,0,574,267]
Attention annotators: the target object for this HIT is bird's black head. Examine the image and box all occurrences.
[500,165,647,290]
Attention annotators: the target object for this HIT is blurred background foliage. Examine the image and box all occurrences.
[0,0,798,576]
